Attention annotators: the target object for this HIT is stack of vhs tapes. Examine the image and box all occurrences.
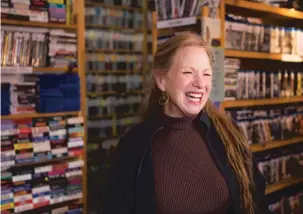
[1,73,38,116]
[1,83,10,115]
[268,182,303,214]
[1,116,84,167]
[14,118,34,164]
[87,0,143,8]
[86,73,143,93]
[0,116,84,212]
[85,7,143,29]
[48,116,69,159]
[1,0,74,24]
[48,0,66,23]
[149,0,201,21]
[227,104,303,144]
[255,144,303,185]
[1,73,80,115]
[48,29,77,69]
[86,53,143,72]
[66,116,84,157]
[224,58,240,100]
[236,69,302,100]
[225,13,303,56]
[1,26,49,68]
[87,94,142,117]
[1,27,78,69]
[0,159,84,213]
[224,58,303,100]
[1,0,48,23]
[10,75,38,115]
[32,117,52,162]
[1,120,16,171]
[87,115,140,140]
[86,29,144,52]
[38,73,80,113]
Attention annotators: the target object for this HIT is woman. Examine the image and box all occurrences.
[102,32,269,214]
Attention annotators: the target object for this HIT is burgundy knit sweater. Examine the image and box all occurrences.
[151,113,231,214]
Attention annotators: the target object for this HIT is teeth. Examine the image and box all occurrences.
[188,97,200,102]
[186,93,202,98]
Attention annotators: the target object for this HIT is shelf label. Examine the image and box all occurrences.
[281,54,303,62]
[157,17,197,29]
[1,66,33,74]
[210,47,225,102]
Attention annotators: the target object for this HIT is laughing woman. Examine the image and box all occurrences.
[102,32,269,214]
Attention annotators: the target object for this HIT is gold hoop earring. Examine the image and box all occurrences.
[158,91,169,105]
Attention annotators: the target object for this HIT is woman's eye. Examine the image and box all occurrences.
[204,73,212,76]
[182,71,192,74]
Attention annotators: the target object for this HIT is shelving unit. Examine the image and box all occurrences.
[84,1,149,213]
[222,0,303,200]
[0,0,87,212]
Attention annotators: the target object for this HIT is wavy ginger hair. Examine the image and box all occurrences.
[140,32,255,214]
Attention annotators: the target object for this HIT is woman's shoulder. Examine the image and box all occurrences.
[116,118,160,154]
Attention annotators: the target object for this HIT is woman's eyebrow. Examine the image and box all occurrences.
[180,66,212,73]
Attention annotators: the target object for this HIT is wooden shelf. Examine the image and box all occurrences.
[87,90,143,96]
[250,137,303,152]
[87,70,141,74]
[225,0,303,20]
[21,199,81,214]
[1,67,78,74]
[88,112,137,119]
[32,67,78,72]
[1,19,77,29]
[9,156,77,169]
[266,178,303,195]
[85,1,143,12]
[1,112,79,120]
[221,96,303,108]
[86,49,143,54]
[225,50,303,62]
[225,50,281,60]
[86,24,144,32]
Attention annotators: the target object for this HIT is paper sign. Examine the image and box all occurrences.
[210,47,225,102]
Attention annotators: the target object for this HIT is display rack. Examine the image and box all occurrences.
[0,0,87,212]
[83,0,149,213]
[150,0,303,203]
[223,0,303,200]
[85,1,148,144]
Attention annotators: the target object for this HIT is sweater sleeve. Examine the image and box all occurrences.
[101,135,135,214]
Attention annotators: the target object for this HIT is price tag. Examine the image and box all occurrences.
[1,66,33,74]
[157,17,196,29]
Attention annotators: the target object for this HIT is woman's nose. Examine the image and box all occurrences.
[192,76,205,89]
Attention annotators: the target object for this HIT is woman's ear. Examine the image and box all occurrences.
[153,70,166,92]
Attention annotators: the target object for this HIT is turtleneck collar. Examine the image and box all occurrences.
[158,110,199,130]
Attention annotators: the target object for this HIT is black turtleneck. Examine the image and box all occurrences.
[151,112,231,214]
